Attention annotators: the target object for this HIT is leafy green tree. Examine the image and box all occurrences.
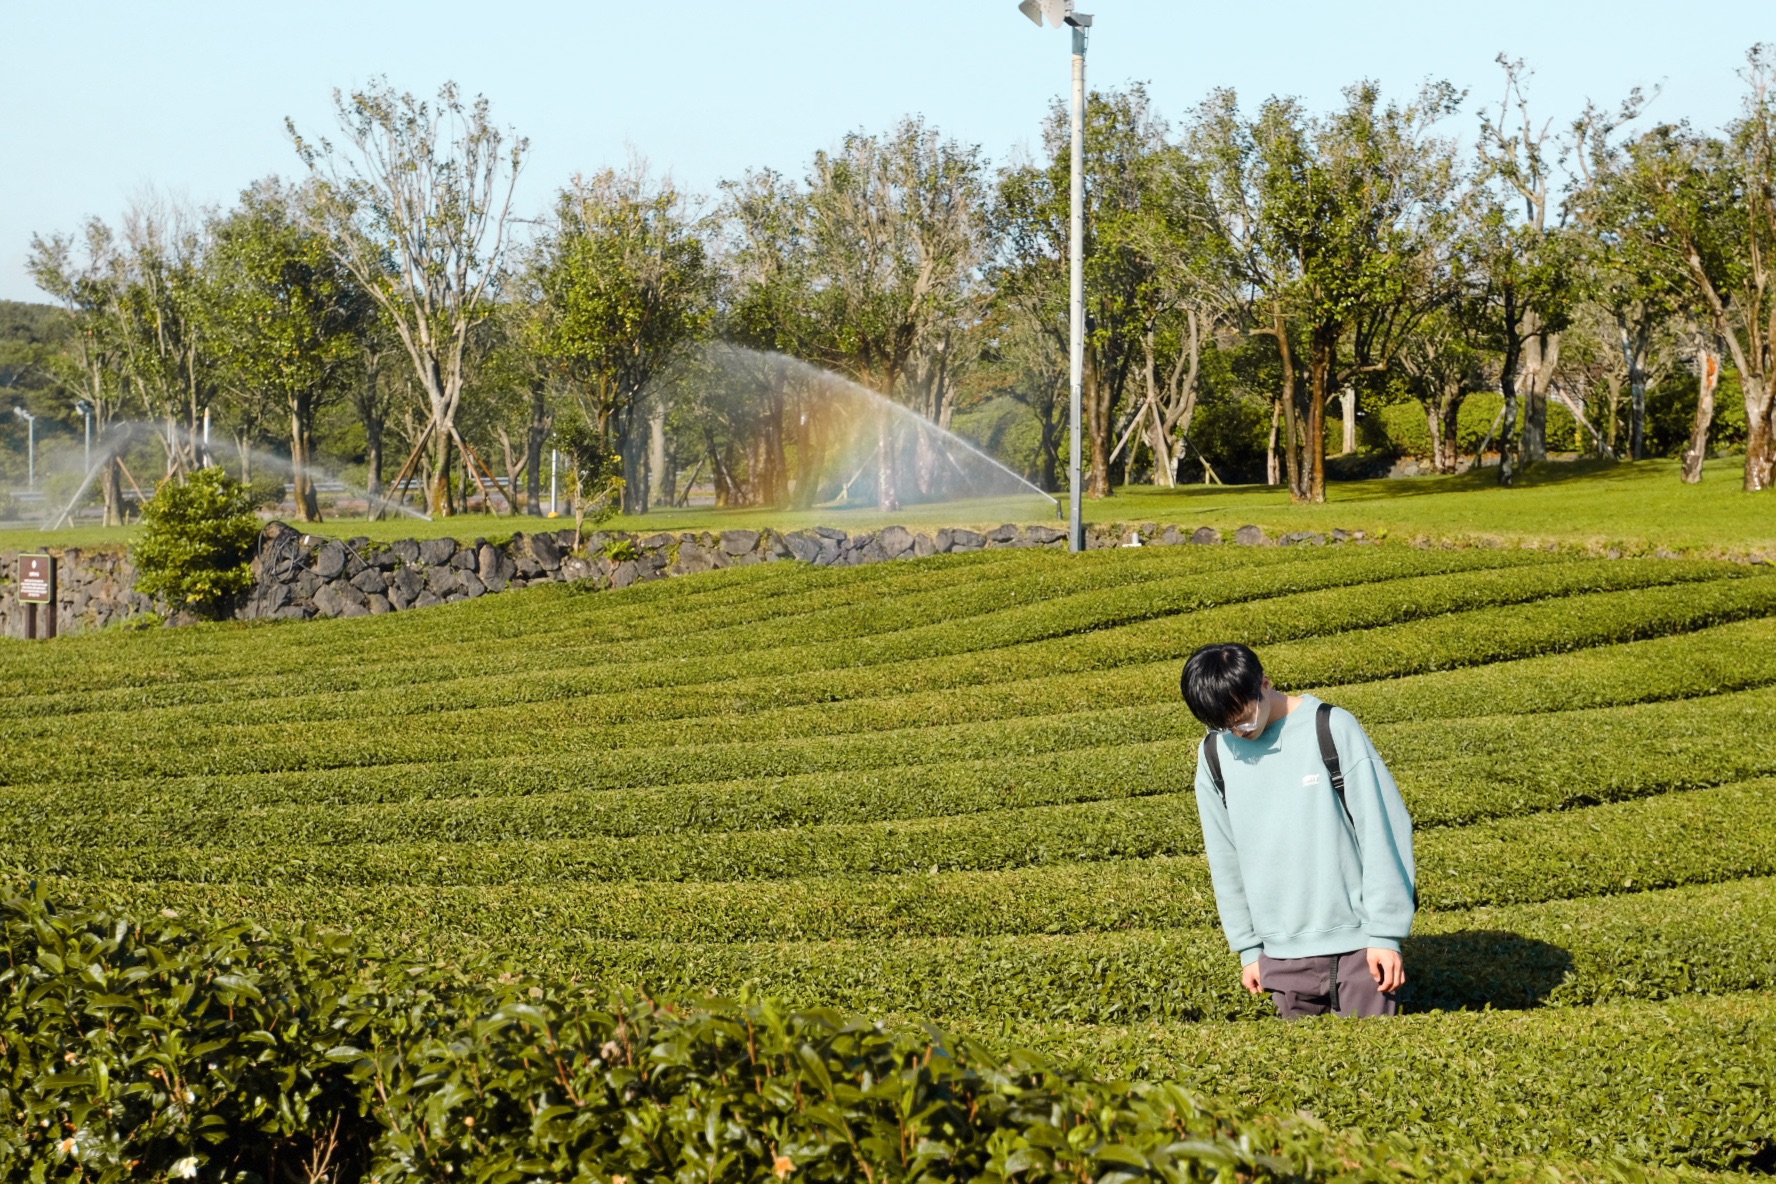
[996,87,1210,498]
[24,225,130,523]
[291,79,528,516]
[798,118,987,510]
[1587,48,1776,489]
[1572,98,1688,462]
[132,466,261,617]
[1472,58,1586,482]
[1193,82,1458,501]
[200,179,372,522]
[553,416,623,549]
[1456,196,1584,485]
[105,201,217,481]
[717,168,816,506]
[532,164,711,514]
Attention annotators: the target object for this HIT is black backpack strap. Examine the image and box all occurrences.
[1316,702,1355,831]
[1201,732,1227,806]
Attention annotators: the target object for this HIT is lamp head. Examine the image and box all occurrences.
[11,407,32,422]
[1017,0,1073,27]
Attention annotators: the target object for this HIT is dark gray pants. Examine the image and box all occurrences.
[1258,950,1398,1019]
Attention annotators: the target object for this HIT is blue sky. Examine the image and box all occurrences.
[3,0,1770,302]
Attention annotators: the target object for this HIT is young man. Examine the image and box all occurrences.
[1181,642,1417,1019]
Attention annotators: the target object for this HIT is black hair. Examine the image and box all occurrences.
[1180,643,1266,729]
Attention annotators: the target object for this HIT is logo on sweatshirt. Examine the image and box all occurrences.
[1302,773,1322,787]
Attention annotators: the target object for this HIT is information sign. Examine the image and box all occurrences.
[18,555,53,604]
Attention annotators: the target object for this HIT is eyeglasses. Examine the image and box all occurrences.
[1222,702,1265,737]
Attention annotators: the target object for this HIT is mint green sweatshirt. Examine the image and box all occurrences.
[1194,695,1417,966]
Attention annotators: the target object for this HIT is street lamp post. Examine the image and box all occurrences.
[1017,0,1092,552]
[12,407,35,489]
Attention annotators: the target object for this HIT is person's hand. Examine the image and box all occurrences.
[1367,948,1405,994]
[1241,961,1263,995]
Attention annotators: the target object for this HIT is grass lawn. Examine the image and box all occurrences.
[6,543,1776,1172]
[7,455,1771,558]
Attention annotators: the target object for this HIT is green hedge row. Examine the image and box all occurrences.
[542,874,1776,1025]
[12,676,1776,865]
[1008,993,1776,1173]
[60,778,1774,948]
[1323,614,1776,724]
[5,562,1761,788]
[3,885,1622,1184]
[0,546,1521,740]
[0,545,1309,712]
[32,869,1775,1031]
[0,547,1045,708]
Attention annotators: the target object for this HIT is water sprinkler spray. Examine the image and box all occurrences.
[12,407,35,489]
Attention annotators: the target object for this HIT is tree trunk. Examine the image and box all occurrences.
[1682,346,1719,484]
[360,347,385,498]
[1267,398,1281,487]
[619,406,648,515]
[1085,351,1113,498]
[1339,388,1357,456]
[1438,386,1464,475]
[1273,305,1303,498]
[290,396,322,523]
[102,457,124,527]
[525,382,549,516]
[1620,321,1649,461]
[1744,376,1775,492]
[426,428,456,517]
[766,390,788,506]
[1498,294,1523,487]
[1521,330,1547,465]
[1520,325,1561,465]
[365,425,384,501]
[1304,322,1336,504]
[875,404,900,512]
[647,402,669,511]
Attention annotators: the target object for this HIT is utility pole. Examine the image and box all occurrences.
[1018,0,1092,551]
[76,402,92,473]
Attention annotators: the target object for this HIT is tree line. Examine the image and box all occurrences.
[14,50,1776,524]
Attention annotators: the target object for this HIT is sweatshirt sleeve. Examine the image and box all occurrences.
[1194,737,1264,965]
[1336,714,1417,950]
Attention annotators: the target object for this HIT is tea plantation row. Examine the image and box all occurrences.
[3,543,1774,1177]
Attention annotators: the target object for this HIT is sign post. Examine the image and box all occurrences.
[18,554,55,640]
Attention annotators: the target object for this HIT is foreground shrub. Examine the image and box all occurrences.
[0,885,1657,1184]
[130,467,261,617]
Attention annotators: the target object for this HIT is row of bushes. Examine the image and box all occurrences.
[57,777,1776,950]
[1017,992,1776,1173]
[4,561,1759,787]
[16,678,1776,872]
[521,874,1776,1024]
[20,653,1776,866]
[0,544,1297,705]
[0,546,1503,726]
[71,873,1766,1030]
[17,677,1776,878]
[12,609,1775,839]
[3,885,1635,1184]
[55,777,1776,965]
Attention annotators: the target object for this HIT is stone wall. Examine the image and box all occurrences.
[3,518,1371,635]
[0,548,156,639]
[243,519,1370,622]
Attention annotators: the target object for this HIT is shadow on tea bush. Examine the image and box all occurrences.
[1401,930,1574,1012]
